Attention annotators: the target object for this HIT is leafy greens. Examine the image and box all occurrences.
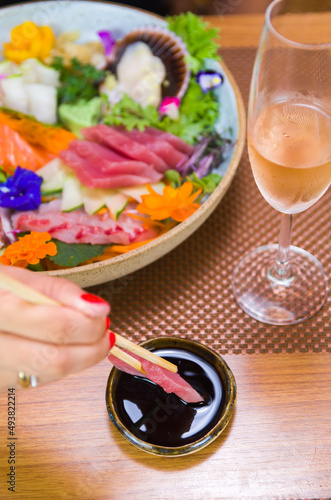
[167,12,220,73]
[48,240,109,267]
[51,57,106,104]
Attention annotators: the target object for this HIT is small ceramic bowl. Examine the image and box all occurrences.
[106,337,236,457]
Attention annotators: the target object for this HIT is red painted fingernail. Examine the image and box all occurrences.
[109,331,116,350]
[105,317,111,330]
[81,293,108,305]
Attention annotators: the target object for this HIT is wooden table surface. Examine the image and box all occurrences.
[1,14,331,500]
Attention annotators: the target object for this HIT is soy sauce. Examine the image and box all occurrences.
[113,348,225,447]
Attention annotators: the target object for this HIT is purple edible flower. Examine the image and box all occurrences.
[97,30,115,57]
[196,70,224,93]
[0,167,42,211]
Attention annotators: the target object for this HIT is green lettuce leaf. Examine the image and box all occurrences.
[48,240,109,267]
[160,79,219,143]
[167,12,220,73]
[103,94,160,131]
[187,172,223,195]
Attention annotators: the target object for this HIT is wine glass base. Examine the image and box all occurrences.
[232,245,329,325]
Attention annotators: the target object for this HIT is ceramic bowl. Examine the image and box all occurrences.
[106,337,236,457]
[0,1,245,287]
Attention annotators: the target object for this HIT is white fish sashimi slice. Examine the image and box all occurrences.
[20,58,60,86]
[11,199,158,245]
[1,76,29,114]
[25,83,57,124]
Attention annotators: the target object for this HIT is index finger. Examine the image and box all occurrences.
[0,266,110,318]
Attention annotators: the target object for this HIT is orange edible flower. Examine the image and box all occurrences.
[0,232,57,268]
[3,21,55,63]
[137,182,202,222]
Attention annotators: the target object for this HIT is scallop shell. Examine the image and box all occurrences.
[109,26,190,101]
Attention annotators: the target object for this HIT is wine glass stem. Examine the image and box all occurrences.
[274,213,293,280]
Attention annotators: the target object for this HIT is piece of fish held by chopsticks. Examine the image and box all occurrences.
[108,348,203,404]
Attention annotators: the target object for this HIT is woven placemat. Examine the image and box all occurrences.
[91,48,331,355]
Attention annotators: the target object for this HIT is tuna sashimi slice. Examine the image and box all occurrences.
[68,140,162,179]
[108,350,203,403]
[121,128,188,170]
[141,360,203,403]
[11,199,157,245]
[81,125,168,173]
[69,139,130,163]
[145,127,194,155]
[60,148,162,188]
[108,352,143,378]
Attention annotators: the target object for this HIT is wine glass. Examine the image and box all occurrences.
[232,0,331,325]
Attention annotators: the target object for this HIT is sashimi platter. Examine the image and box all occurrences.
[0,1,245,286]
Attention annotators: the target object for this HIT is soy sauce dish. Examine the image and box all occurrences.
[106,337,236,457]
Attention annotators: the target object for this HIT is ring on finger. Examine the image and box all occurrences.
[18,371,38,389]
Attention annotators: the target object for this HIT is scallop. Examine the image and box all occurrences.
[108,26,190,101]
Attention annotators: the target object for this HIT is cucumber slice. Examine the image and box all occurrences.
[82,187,114,216]
[38,158,71,195]
[61,175,84,212]
[104,193,129,220]
[121,181,165,203]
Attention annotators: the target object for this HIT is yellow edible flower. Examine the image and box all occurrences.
[0,232,57,268]
[137,182,202,222]
[3,21,55,63]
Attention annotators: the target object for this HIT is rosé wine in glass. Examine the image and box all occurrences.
[248,101,331,214]
[232,0,331,325]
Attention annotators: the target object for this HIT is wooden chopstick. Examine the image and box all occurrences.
[0,270,60,306]
[113,332,177,373]
[109,345,145,374]
[0,269,177,374]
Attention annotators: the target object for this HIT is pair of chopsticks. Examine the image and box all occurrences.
[0,270,177,374]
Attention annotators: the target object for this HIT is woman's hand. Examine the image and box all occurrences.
[0,265,111,392]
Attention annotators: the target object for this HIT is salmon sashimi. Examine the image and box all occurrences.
[11,199,158,245]
[81,124,168,173]
[108,349,203,403]
[0,110,76,156]
[0,124,54,173]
